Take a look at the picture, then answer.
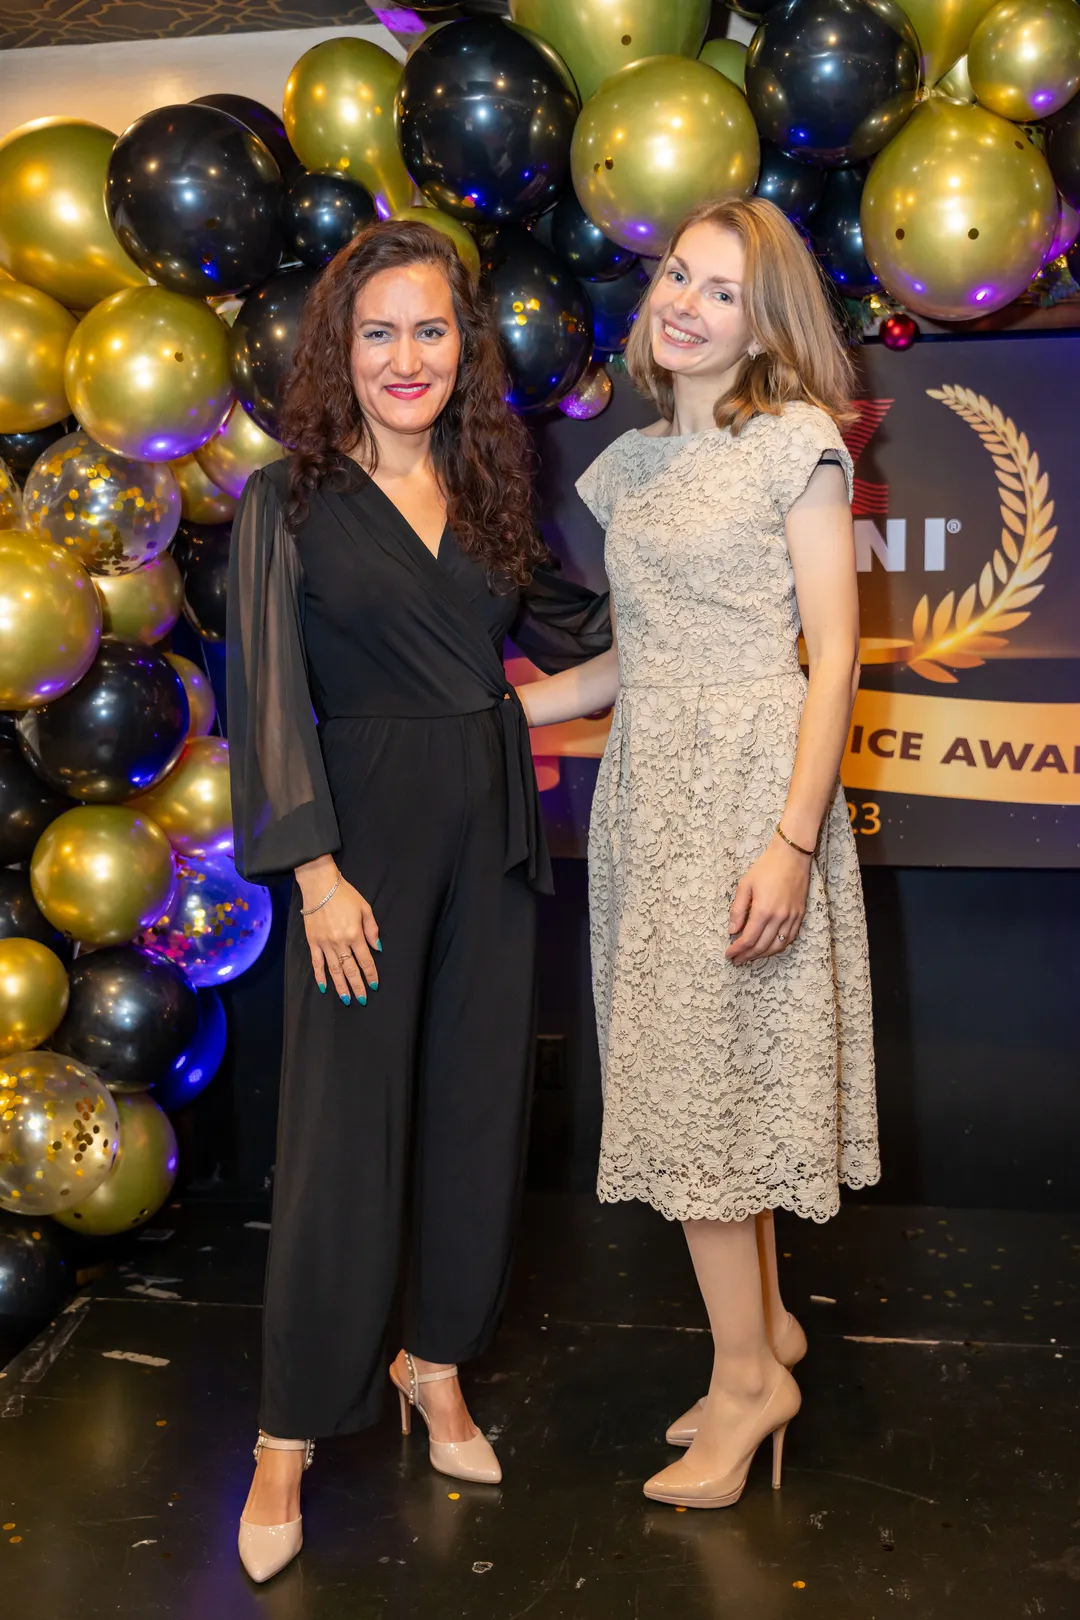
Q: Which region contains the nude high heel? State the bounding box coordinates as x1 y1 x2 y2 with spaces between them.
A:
238 1433 314 1583
645 1367 801 1509
664 1311 807 1448
390 1351 502 1485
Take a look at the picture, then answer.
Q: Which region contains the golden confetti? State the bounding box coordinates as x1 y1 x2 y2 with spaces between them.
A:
793 1580 805 1589
447 1491 460 1501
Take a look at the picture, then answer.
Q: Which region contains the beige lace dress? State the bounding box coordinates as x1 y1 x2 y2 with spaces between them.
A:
578 402 880 1224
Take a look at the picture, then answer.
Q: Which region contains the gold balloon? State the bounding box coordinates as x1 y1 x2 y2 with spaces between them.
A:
127 737 232 858
171 453 237 525
571 55 759 258
391 206 482 277
700 38 748 91
0 528 101 709
23 430 180 576
94 553 184 644
861 99 1057 321
510 0 711 103
64 287 234 463
196 401 283 501
31 805 174 947
557 362 613 419
968 0 1080 122
53 1091 177 1235
937 54 977 102
0 1049 119 1215
0 281 76 435
0 457 22 531
284 38 416 216
896 0 999 85
0 119 147 310
0 939 69 1057
165 653 216 739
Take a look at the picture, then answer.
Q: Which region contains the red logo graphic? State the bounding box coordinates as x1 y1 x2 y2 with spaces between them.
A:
841 398 893 518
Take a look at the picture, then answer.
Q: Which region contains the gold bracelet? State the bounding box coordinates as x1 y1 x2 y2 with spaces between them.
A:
776 823 815 858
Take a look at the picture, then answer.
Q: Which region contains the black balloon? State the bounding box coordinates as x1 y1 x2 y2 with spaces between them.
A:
175 522 230 642
106 103 285 297
192 93 302 180
550 191 638 282
746 0 920 168
482 227 592 412
1046 93 1080 214
51 944 199 1092
0 1215 71 1347
396 17 579 224
282 170 377 269
0 419 75 481
229 267 320 439
755 142 826 224
0 739 70 865
585 261 652 356
809 165 878 295
0 868 73 961
16 641 189 801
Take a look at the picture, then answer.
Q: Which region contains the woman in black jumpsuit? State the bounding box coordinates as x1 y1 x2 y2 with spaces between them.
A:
227 221 608 1581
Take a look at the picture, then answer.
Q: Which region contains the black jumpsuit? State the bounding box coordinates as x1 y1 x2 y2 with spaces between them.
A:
226 457 610 1439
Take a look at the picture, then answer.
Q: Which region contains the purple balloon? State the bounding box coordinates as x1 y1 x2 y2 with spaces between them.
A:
138 852 271 987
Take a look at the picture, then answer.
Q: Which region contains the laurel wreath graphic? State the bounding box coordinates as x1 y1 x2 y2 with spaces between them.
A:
859 386 1054 685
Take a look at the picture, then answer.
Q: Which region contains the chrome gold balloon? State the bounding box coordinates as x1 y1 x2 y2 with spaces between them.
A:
0 282 76 435
171 453 238 526
95 553 184 644
937 54 977 103
0 528 101 708
23 430 180 576
391 206 481 277
510 0 711 103
64 288 234 462
0 119 147 310
53 1091 177 1235
0 457 22 530
700 39 748 91
0 1049 119 1215
30 805 174 947
0 939 69 1057
127 737 232 858
896 0 998 86
968 0 1080 123
283 37 416 217
571 55 759 258
195 401 283 500
165 653 217 738
557 362 613 420
861 99 1057 320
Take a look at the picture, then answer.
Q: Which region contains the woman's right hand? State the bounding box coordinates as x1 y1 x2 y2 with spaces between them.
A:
296 858 380 1005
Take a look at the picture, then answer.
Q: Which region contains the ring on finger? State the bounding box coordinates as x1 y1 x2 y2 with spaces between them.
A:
338 952 350 962
777 932 786 943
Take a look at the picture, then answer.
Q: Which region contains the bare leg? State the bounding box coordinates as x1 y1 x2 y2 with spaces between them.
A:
391 1351 480 1443
756 1210 789 1345
242 1442 305 1528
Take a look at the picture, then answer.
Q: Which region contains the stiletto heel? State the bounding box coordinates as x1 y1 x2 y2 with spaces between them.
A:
665 1311 807 1447
389 1351 501 1484
238 1433 314 1583
771 1420 789 1489
644 1368 801 1510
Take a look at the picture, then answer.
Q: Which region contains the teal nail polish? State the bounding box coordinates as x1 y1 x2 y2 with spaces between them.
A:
340 993 351 1006
318 981 326 994
369 979 379 992
359 994 368 1006
375 939 383 953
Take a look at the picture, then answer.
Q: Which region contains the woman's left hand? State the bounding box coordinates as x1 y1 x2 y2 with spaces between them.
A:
726 836 812 965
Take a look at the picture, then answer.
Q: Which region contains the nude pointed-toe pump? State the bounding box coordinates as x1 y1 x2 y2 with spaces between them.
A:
238 1433 314 1583
645 1367 802 1509
390 1352 502 1485
664 1312 808 1448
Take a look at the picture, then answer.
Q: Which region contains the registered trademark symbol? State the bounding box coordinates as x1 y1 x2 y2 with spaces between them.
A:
946 519 962 534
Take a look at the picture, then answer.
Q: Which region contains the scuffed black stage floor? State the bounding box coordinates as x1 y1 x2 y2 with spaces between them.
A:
0 1197 1077 1619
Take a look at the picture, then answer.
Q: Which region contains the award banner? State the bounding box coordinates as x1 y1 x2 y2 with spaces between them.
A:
530 335 1080 867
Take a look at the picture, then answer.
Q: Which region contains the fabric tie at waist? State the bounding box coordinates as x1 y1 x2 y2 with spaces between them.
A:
499 688 553 896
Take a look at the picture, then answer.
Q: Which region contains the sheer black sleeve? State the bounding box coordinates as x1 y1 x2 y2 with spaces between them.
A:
226 470 341 882
509 564 612 675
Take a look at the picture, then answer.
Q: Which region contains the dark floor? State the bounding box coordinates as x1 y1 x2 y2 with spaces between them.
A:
0 1196 1077 1618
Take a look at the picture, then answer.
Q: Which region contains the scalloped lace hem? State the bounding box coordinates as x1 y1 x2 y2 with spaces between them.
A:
596 1169 883 1226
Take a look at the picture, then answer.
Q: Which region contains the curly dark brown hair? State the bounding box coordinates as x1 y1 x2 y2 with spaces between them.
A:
278 218 546 586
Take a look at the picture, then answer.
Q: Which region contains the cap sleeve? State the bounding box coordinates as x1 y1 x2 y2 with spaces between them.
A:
225 469 341 882
770 404 854 516
576 441 620 529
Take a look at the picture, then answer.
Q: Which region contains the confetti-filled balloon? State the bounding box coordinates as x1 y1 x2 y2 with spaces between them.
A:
94 553 184 644
0 457 22 529
0 1049 119 1215
139 853 272 988
0 938 69 1057
31 805 175 947
0 282 76 436
50 944 198 1093
152 988 227 1112
52 1091 177 1234
557 362 613 419
22 432 180 577
165 653 216 739
0 529 102 709
127 737 232 858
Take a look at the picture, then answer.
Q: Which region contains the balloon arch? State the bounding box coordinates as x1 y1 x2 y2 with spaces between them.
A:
2 0 1080 1241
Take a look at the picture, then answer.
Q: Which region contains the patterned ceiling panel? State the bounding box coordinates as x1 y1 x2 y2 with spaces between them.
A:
0 0 385 51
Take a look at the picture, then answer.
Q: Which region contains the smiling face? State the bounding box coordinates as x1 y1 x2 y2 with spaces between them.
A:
648 221 757 388
349 260 462 440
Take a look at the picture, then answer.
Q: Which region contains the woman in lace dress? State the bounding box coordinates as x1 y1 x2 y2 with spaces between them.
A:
518 197 879 1508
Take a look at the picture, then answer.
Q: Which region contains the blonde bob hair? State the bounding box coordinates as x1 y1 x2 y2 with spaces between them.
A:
624 195 856 434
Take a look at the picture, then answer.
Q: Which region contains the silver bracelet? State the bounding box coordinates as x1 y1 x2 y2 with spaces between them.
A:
300 874 340 916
